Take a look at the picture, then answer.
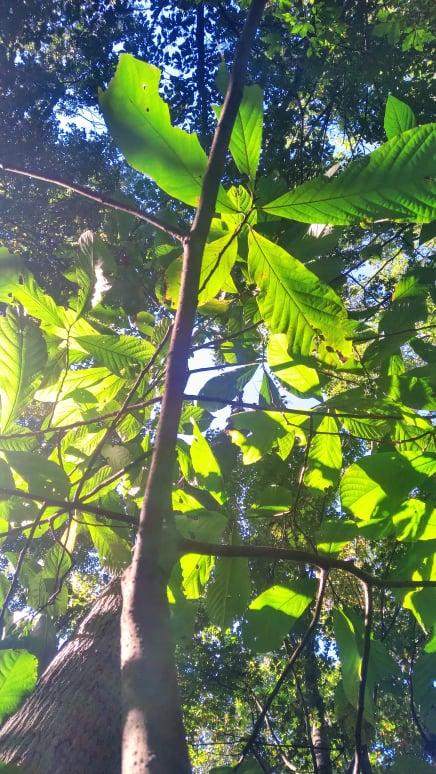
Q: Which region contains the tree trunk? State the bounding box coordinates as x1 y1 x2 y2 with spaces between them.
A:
304 636 333 774
0 579 122 773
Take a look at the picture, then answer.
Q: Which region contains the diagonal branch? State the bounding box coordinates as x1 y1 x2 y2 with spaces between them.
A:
178 539 436 590
0 487 137 527
0 163 187 241
121 3 268 772
237 569 329 767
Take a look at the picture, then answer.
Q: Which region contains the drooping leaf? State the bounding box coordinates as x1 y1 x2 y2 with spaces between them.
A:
243 580 316 652
392 499 436 541
0 311 47 433
412 651 436 732
0 649 38 722
198 365 257 412
175 510 228 543
333 608 399 724
304 416 342 492
99 54 230 210
6 452 70 499
190 420 225 504
380 272 428 334
263 124 436 224
177 514 227 603
384 95 416 139
248 230 350 358
206 528 250 630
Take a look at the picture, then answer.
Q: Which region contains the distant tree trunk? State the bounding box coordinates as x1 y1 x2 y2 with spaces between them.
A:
304 636 333 774
0 579 122 773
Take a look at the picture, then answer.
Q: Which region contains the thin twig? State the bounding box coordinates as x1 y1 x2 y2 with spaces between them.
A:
0 503 47 635
0 487 137 526
0 163 187 241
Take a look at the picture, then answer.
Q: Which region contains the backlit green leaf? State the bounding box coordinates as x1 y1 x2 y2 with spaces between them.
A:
243 581 316 652
248 230 350 358
74 334 155 373
384 95 416 139
263 124 436 224
214 84 263 182
0 649 38 723
267 333 320 396
0 311 47 433
99 54 230 210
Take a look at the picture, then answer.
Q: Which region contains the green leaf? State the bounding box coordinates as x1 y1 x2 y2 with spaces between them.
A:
392 499 436 541
175 510 228 543
263 124 436 224
86 514 131 571
267 333 320 396
380 272 428 334
333 607 399 725
243 580 316 653
248 230 350 358
99 54 230 210
177 509 228 601
412 651 436 732
333 608 375 723
0 311 47 433
190 420 225 504
214 84 263 182
228 410 300 465
340 451 436 520
304 416 342 492
384 95 416 140
0 649 38 722
73 230 112 315
73 334 155 373
207 532 251 630
165 232 238 308
11 274 68 335
6 452 70 499
198 365 257 412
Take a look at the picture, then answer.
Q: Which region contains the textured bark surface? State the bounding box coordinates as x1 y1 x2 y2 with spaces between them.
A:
304 637 333 774
0 579 122 773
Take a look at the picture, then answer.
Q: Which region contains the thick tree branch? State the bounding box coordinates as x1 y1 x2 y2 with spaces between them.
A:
0 163 187 241
237 570 329 766
353 583 373 774
121 3 267 772
178 539 436 589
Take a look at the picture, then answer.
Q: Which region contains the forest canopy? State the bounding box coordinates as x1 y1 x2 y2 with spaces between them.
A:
0 1 435 772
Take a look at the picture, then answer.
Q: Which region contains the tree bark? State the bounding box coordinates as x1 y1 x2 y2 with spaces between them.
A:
303 636 332 774
120 3 267 772
0 580 122 774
